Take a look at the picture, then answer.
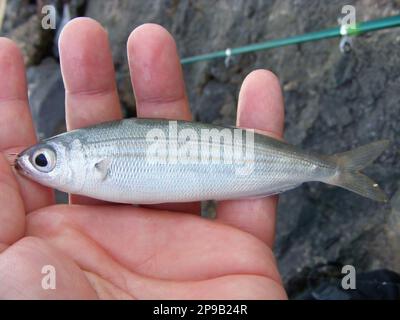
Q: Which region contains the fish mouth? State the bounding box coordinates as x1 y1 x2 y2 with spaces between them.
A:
14 156 31 177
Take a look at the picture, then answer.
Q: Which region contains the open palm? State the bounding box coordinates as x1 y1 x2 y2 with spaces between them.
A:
0 19 287 299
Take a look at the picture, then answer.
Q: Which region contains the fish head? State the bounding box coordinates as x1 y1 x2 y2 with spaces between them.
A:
15 136 86 192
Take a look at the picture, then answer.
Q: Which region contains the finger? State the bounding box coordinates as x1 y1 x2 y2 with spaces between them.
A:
127 24 192 120
0 38 54 212
27 204 281 284
0 38 35 149
59 18 123 205
216 70 285 247
127 24 199 214
60 18 122 127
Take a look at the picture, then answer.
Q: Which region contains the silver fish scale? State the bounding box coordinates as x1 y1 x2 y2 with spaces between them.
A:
65 119 335 204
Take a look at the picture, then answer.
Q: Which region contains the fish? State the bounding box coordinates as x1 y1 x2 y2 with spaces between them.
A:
15 118 389 204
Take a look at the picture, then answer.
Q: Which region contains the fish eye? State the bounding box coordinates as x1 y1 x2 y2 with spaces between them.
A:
31 148 56 173
35 153 48 167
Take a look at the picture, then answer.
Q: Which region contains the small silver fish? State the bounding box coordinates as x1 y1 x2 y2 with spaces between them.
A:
15 118 389 204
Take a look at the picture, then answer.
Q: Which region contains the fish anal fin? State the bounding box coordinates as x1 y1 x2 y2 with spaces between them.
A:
236 183 302 200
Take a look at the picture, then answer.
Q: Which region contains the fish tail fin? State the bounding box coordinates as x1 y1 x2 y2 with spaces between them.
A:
326 140 390 202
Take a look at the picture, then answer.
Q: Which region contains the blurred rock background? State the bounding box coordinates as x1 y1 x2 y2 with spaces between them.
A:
1 0 400 298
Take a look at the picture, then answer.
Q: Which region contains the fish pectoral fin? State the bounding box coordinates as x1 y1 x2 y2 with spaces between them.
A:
94 159 111 181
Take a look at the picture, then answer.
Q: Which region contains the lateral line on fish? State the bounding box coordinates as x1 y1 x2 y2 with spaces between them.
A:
85 138 333 169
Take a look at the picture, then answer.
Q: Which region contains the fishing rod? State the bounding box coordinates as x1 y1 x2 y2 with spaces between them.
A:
180 15 400 65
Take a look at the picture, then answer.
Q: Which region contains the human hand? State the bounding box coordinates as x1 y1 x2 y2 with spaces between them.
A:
0 18 287 299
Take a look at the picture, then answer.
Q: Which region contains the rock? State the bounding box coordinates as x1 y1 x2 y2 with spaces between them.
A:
8 13 53 66
2 0 87 66
195 81 236 124
296 268 400 300
27 57 65 140
0 0 36 35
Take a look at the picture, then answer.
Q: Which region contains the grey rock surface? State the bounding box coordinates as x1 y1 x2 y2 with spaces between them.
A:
1 0 86 65
27 57 66 140
1 0 36 35
7 13 53 66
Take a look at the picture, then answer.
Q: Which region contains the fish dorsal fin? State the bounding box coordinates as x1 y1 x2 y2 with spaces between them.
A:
94 159 111 181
